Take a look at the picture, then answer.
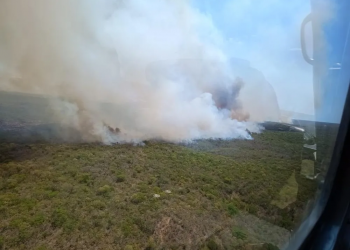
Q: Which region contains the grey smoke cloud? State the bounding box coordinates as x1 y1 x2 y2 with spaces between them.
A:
202 0 335 117
0 0 264 143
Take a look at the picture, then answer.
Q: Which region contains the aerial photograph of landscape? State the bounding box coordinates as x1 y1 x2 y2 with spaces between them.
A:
0 0 340 249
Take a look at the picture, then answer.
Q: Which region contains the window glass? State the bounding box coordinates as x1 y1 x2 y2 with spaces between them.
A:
0 0 349 249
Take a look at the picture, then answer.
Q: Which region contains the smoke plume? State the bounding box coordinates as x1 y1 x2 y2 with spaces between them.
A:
0 0 261 143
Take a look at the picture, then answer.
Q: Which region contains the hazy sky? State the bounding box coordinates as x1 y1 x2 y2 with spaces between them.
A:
192 0 315 115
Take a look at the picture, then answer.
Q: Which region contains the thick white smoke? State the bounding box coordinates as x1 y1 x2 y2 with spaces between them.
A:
0 0 261 143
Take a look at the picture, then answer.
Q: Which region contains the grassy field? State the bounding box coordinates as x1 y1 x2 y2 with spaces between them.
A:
0 91 322 250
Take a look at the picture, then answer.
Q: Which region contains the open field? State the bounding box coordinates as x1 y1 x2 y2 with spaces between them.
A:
0 91 332 250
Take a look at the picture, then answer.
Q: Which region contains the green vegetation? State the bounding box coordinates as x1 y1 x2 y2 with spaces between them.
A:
232 227 248 240
115 172 126 183
206 238 219 250
0 91 322 249
0 131 318 249
227 203 239 216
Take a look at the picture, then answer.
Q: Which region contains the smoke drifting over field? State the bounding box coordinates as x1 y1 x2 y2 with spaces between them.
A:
0 0 264 143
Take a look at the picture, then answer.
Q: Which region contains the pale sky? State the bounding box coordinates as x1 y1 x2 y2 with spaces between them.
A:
192 0 315 115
